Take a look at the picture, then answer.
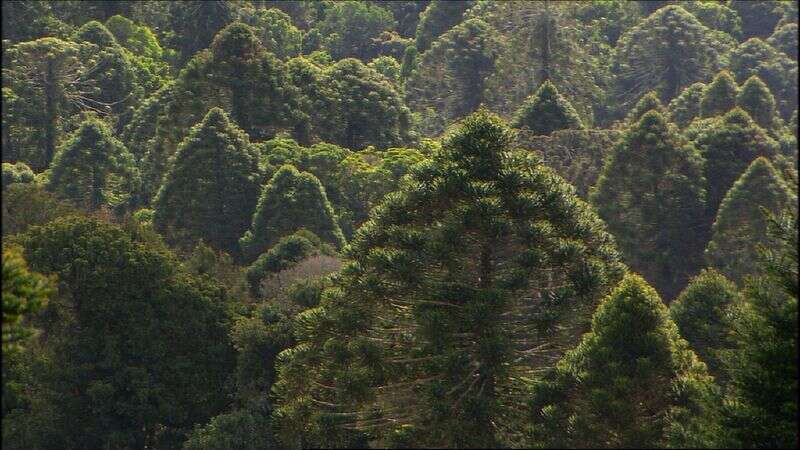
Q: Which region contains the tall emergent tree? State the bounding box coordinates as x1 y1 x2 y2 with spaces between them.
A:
591 110 707 300
239 164 344 262
527 274 720 448
699 70 739 119
4 217 235 448
736 75 780 130
667 82 706 128
625 91 666 124
274 110 625 448
511 80 584 135
705 157 796 284
47 117 139 212
153 108 262 255
693 108 779 221
670 269 741 379
611 5 732 115
722 209 798 448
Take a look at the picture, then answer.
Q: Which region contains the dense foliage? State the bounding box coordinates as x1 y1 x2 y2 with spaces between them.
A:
2 1 797 448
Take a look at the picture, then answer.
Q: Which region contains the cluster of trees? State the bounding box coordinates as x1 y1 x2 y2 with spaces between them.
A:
2 1 797 449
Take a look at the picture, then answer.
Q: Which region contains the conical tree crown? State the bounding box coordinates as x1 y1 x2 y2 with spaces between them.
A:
695 107 779 220
74 20 118 48
670 269 741 378
274 110 625 448
626 91 666 124
668 82 706 128
527 273 717 448
511 80 583 135
736 75 778 130
47 117 138 211
239 164 344 261
592 110 707 299
153 107 262 255
700 70 739 118
706 157 796 284
210 21 261 62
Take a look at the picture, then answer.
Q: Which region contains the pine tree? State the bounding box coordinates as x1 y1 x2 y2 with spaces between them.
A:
274 109 625 448
670 269 741 379
153 107 262 255
239 165 344 262
625 91 665 124
592 110 706 300
47 117 138 212
722 209 797 448
728 38 798 120
736 75 780 130
693 108 780 221
527 274 720 448
699 70 739 118
705 157 796 284
511 80 584 135
668 82 706 128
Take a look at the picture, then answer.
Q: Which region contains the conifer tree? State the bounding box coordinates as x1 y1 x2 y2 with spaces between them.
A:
693 108 779 220
153 108 262 255
74 20 118 48
528 274 720 448
705 157 796 284
668 82 706 128
511 80 584 135
736 75 780 130
670 269 741 379
246 231 323 297
722 209 798 448
592 110 706 299
274 110 625 448
767 22 798 57
699 70 739 118
625 91 665 124
728 38 798 120
47 117 138 212
414 0 474 52
239 165 344 262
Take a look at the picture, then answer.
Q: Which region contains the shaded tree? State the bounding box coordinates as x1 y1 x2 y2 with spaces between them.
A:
592 110 707 299
736 75 780 130
699 70 739 118
667 82 706 128
625 91 666 124
153 108 262 255
414 0 474 52
511 80 584 134
727 37 798 119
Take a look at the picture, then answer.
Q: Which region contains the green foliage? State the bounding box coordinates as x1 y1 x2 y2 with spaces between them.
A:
2 162 35 189
240 164 344 262
736 75 780 130
74 20 118 48
511 81 584 135
317 1 396 60
153 108 262 256
1 183 77 237
670 269 741 379
368 55 401 85
47 117 139 212
168 0 234 64
768 22 798 57
728 37 798 119
183 408 276 450
625 91 665 124
667 82 706 128
706 157 796 284
238 7 302 59
693 108 780 221
729 0 784 39
592 110 707 299
246 231 322 297
612 5 732 115
721 209 798 448
2 245 52 355
5 217 235 448
700 70 739 118
1 1 72 43
527 273 720 448
274 109 625 448
415 0 474 52
682 0 743 39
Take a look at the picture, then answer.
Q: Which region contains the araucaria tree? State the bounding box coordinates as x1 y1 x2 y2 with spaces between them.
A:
670 269 741 379
511 80 584 135
699 70 739 118
47 117 138 212
274 110 625 448
153 107 262 255
693 108 779 221
239 164 344 262
736 75 780 130
527 274 720 448
705 157 796 284
591 110 707 300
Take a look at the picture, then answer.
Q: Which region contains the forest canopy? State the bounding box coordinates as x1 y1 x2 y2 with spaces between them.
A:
2 1 798 449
